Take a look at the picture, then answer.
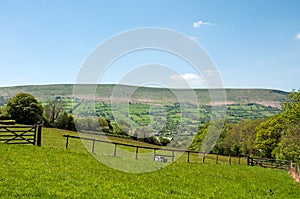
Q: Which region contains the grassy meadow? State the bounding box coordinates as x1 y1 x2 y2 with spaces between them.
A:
0 127 299 198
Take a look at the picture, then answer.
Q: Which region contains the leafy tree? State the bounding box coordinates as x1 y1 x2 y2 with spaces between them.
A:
190 119 226 153
274 91 300 160
200 119 225 153
231 143 242 156
55 111 76 131
253 115 284 158
44 98 66 124
98 116 113 133
275 125 300 161
253 91 300 160
159 137 171 146
282 91 300 125
75 117 99 131
216 118 265 156
189 122 210 151
6 92 43 124
0 106 9 119
113 119 131 136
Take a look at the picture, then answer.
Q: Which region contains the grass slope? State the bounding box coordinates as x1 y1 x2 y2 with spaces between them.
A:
0 128 299 198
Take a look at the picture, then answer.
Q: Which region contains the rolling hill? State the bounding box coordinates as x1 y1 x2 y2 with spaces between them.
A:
0 84 288 107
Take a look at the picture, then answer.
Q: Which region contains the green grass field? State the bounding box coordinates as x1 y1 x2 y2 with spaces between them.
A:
0 128 300 198
0 128 300 199
41 128 247 165
1 144 299 198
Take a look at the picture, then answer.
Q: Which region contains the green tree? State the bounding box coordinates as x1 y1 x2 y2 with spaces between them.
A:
6 92 43 124
75 117 99 131
189 119 226 153
253 91 300 160
98 116 113 133
216 118 265 156
274 91 300 160
0 106 9 119
44 98 66 124
189 122 210 151
275 125 300 161
282 91 300 125
253 115 284 158
55 111 76 131
113 119 131 136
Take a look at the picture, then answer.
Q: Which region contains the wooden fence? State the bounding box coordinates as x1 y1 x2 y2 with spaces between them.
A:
0 124 42 146
247 156 291 170
63 134 246 164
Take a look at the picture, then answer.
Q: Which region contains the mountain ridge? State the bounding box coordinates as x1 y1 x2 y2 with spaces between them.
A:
0 84 289 107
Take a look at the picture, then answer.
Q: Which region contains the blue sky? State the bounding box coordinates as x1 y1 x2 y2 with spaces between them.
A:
0 0 300 91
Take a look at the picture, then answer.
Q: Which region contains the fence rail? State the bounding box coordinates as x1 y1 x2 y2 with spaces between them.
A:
63 134 245 164
247 156 291 170
0 124 42 146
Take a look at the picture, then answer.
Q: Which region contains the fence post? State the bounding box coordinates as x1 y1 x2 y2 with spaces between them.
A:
135 146 139 160
153 149 156 161
65 135 69 149
36 123 42 146
229 155 231 165
216 154 219 164
202 153 205 163
91 140 95 154
238 155 240 165
187 151 190 163
114 144 117 157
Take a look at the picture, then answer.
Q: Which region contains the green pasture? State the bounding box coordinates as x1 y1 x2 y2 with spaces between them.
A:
1 141 299 198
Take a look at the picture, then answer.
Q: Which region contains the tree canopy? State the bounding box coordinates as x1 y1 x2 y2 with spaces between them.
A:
253 90 300 160
189 90 300 162
44 98 66 124
6 92 43 125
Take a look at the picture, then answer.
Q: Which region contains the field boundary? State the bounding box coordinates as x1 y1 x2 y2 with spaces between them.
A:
247 156 291 170
63 134 245 164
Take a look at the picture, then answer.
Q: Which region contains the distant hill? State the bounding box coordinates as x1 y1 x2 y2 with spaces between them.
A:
0 84 288 107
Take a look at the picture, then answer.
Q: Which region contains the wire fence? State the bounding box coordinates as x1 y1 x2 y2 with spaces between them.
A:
63 134 247 165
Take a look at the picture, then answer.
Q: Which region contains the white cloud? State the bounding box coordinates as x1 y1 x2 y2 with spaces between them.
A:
170 73 205 87
193 20 214 28
296 33 300 40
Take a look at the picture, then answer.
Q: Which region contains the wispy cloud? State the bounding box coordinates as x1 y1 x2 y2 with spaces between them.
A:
295 33 300 40
170 73 205 87
193 20 214 28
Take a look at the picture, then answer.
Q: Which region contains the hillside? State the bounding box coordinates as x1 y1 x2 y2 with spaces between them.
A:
0 84 288 107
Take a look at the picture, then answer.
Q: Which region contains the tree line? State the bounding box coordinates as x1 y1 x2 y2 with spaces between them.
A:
190 91 300 161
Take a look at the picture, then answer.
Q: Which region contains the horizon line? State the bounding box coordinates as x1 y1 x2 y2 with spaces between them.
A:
0 82 292 92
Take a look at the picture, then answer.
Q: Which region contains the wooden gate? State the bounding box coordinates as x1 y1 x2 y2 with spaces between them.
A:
247 156 290 170
0 124 42 146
